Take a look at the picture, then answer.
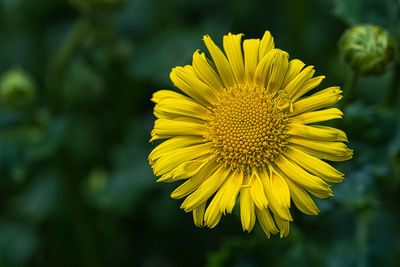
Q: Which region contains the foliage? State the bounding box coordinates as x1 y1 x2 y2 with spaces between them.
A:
0 0 399 266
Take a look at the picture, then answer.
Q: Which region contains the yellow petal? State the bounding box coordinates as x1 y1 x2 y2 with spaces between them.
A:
151 89 190 104
149 130 172 142
288 137 353 161
152 118 207 138
258 30 275 60
266 49 289 95
167 156 210 182
290 108 343 124
192 50 224 93
153 108 172 120
291 75 325 101
203 35 236 88
193 202 206 227
170 159 219 199
287 124 348 142
260 168 292 221
155 96 209 120
171 66 218 105
273 213 290 238
219 170 243 214
204 183 226 228
275 156 333 199
156 173 173 183
312 125 348 142
249 170 268 210
204 203 223 228
152 143 211 176
255 207 278 238
170 66 208 106
223 33 245 85
281 59 305 89
149 136 204 164
284 65 315 98
291 144 353 162
243 39 260 82
284 176 320 215
240 186 256 232
292 86 342 115
181 166 231 212
254 49 279 88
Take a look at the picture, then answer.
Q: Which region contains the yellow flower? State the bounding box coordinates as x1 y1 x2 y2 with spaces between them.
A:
149 31 353 237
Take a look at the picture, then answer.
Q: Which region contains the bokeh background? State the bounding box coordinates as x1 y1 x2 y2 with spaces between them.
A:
0 0 400 266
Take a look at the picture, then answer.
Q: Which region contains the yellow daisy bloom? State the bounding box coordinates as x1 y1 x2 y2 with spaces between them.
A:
149 31 353 238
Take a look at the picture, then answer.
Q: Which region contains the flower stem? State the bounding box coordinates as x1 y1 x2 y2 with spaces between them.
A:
46 17 91 110
356 210 370 267
384 61 400 108
340 71 360 109
46 16 103 267
56 150 104 267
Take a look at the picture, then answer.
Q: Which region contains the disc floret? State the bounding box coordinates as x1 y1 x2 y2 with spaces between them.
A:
205 86 289 172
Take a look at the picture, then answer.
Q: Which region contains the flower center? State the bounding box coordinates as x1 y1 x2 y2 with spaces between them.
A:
205 85 289 172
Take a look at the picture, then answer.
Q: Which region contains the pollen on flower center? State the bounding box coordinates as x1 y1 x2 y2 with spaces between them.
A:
205 85 290 172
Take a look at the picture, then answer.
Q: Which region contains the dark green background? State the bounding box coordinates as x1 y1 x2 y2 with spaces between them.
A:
0 0 399 266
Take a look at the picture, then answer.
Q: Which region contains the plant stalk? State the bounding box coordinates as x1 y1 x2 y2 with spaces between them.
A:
384 62 400 108
340 71 360 109
46 18 91 110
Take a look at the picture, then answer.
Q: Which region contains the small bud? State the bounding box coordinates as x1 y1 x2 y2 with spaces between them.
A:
0 68 36 110
339 24 397 75
86 167 108 193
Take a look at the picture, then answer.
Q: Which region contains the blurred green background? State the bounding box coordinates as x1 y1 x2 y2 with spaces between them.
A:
0 0 400 266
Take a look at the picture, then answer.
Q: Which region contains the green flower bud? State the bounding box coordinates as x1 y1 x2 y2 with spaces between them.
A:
339 24 397 75
0 68 36 110
86 167 108 193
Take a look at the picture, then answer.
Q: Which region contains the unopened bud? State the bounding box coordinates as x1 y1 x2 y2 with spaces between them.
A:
0 68 36 110
86 167 108 193
339 24 397 75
